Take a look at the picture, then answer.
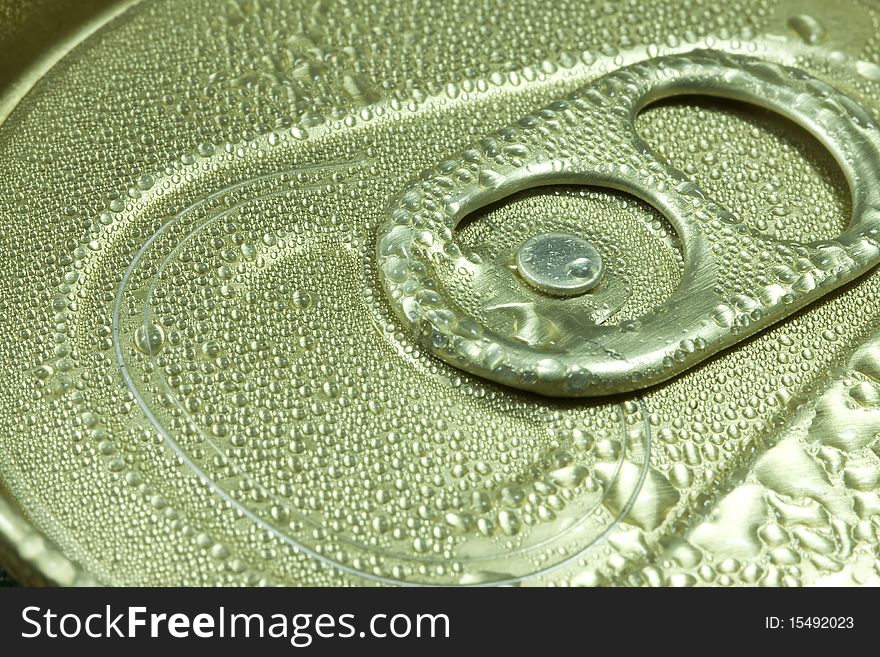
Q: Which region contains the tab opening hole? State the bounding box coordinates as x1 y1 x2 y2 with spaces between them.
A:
635 96 851 243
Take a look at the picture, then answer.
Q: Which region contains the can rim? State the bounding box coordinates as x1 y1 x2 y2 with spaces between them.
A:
0 0 142 587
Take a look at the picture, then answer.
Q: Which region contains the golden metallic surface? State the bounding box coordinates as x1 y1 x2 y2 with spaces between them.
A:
0 0 879 586
0 0 139 125
377 50 880 396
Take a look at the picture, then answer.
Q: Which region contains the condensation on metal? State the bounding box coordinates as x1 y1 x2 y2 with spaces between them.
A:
377 50 880 397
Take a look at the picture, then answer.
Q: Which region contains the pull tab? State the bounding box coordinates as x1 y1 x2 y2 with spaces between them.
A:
376 50 880 397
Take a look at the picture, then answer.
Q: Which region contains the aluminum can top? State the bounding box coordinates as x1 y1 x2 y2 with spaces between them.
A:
1 0 879 586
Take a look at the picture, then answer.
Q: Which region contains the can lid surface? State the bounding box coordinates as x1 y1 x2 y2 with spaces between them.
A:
1 0 880 586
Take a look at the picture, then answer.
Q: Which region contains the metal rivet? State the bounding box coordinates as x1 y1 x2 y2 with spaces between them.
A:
515 232 604 297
